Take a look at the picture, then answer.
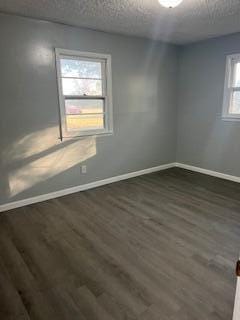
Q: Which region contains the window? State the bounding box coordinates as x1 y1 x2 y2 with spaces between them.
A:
222 54 240 120
55 49 113 138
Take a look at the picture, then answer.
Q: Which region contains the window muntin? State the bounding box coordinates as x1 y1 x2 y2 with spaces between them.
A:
56 49 113 138
223 54 240 119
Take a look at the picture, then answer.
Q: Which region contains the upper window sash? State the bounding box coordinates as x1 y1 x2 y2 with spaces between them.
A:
228 58 240 87
60 56 106 93
59 57 106 98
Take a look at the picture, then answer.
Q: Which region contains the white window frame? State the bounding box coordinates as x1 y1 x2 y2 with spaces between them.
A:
55 48 113 138
222 53 240 120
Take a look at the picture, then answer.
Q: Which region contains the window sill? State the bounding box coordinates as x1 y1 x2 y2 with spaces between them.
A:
222 116 240 122
59 131 114 141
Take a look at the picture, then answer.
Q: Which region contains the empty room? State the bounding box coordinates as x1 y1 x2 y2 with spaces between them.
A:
1 0 240 319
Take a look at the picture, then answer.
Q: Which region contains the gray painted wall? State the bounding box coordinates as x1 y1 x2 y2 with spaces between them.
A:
0 14 178 205
177 33 240 177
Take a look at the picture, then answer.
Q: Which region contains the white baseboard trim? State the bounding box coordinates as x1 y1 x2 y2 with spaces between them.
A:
175 162 240 183
0 162 175 213
2 162 239 213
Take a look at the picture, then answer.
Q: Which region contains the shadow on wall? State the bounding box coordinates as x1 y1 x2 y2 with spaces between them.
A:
2 126 96 198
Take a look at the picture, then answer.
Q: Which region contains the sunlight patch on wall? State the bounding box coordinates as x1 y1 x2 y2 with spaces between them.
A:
4 127 60 163
7 127 96 197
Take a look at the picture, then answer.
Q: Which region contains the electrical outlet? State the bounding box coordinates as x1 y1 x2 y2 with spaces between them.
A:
81 165 87 174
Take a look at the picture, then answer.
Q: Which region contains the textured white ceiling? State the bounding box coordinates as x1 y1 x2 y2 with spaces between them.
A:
0 0 240 44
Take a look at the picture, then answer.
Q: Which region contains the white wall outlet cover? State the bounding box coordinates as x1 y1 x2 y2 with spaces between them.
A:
81 165 87 174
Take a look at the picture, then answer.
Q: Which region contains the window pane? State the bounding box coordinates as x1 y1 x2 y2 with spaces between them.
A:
233 62 240 87
230 91 240 114
62 78 102 96
66 114 104 131
60 59 102 79
65 99 104 115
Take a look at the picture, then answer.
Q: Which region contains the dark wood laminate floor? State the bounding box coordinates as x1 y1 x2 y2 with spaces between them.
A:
1 168 240 320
